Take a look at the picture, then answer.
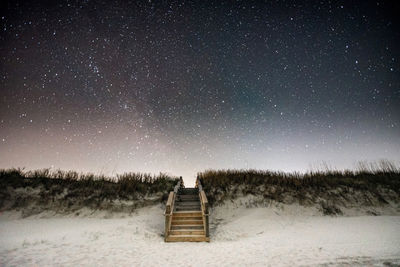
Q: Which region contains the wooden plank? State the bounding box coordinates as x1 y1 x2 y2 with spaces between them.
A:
200 191 209 214
171 220 203 225
173 211 202 217
175 208 201 212
165 191 176 240
177 202 200 205
176 205 201 209
198 189 210 238
172 216 203 220
204 214 209 237
169 230 205 235
177 206 198 210
164 214 170 241
165 192 175 214
165 235 210 242
170 225 204 230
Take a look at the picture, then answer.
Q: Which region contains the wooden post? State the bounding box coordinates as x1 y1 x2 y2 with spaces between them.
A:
164 213 170 241
200 190 209 237
204 214 209 238
165 191 175 240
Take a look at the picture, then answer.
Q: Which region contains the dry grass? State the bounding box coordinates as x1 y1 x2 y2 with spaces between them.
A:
1 168 179 196
0 168 179 215
197 160 400 211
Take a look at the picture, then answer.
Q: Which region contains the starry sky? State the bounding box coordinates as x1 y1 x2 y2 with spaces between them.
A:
1 0 399 185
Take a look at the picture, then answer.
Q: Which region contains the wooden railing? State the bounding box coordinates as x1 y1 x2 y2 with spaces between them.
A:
164 177 183 241
196 177 209 238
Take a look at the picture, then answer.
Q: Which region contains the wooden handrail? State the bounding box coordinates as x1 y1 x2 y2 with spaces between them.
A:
164 177 182 240
196 177 210 238
165 192 174 215
200 191 208 214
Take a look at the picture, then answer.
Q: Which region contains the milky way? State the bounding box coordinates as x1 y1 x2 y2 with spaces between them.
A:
1 1 399 184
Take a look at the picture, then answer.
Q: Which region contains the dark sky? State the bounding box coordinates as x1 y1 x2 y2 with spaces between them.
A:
1 0 399 184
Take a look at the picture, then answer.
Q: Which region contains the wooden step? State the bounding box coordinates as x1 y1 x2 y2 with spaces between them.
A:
177 197 199 200
177 200 199 203
176 204 200 207
178 191 199 197
176 208 201 211
176 205 201 208
171 225 203 230
175 205 201 209
165 235 209 242
175 201 200 205
176 203 200 206
172 216 202 220
179 188 198 191
172 216 203 221
169 230 205 235
171 220 203 225
173 211 202 217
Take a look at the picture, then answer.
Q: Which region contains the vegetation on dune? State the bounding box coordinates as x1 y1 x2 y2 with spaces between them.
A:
0 168 179 215
198 160 400 214
1 160 399 216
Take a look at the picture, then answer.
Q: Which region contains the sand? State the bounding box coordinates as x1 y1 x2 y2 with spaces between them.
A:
1 201 399 266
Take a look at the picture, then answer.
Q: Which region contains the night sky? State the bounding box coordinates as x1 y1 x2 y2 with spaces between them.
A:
1 0 399 185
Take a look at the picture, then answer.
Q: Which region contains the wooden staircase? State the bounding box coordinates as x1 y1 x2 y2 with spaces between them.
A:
165 179 210 242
